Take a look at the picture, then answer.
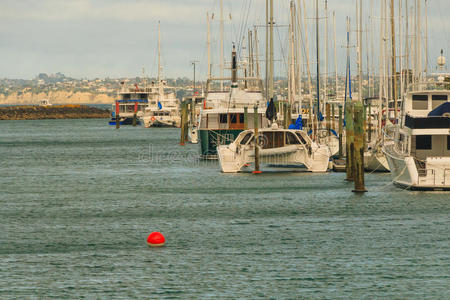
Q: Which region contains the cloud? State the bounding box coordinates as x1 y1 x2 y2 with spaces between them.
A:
0 0 207 24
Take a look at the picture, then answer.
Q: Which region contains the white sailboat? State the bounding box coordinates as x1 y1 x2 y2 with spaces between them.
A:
140 22 180 128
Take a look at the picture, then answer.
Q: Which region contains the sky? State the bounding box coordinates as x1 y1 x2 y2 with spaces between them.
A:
0 0 448 80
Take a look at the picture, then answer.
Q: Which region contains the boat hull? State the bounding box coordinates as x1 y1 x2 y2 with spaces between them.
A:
199 129 243 159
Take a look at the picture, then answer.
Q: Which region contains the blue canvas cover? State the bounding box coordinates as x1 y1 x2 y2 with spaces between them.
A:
428 102 450 117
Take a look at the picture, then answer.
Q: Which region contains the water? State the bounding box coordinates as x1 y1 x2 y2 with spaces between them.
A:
0 119 448 299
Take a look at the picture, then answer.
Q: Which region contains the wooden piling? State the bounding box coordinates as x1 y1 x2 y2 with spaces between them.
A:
331 103 335 132
244 106 248 129
115 101 120 129
338 105 343 157
132 102 137 127
253 105 261 174
345 103 354 181
180 100 188 145
367 103 372 145
352 101 367 192
326 103 331 136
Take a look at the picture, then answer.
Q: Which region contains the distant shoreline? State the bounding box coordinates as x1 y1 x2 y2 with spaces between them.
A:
0 104 111 120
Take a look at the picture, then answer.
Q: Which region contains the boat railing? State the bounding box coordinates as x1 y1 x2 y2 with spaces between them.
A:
406 81 450 93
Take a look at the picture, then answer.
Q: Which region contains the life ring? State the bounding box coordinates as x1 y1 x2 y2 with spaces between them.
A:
151 116 156 121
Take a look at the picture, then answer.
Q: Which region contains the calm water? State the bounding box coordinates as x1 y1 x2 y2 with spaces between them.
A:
0 119 448 299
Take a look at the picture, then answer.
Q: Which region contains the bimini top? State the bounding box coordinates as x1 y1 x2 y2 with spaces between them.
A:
428 102 450 117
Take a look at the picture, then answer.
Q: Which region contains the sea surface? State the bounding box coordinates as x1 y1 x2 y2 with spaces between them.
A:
0 119 448 299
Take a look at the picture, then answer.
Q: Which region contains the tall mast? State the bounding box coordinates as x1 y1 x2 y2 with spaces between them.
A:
220 0 224 90
303 0 314 127
207 12 211 80
248 29 254 78
390 0 398 120
289 1 296 105
425 0 428 75
405 0 409 93
158 21 161 83
378 0 384 136
265 0 268 98
269 0 274 99
324 0 328 107
296 0 303 108
254 27 261 79
399 0 403 102
315 0 320 119
357 0 363 103
333 10 338 102
417 0 422 82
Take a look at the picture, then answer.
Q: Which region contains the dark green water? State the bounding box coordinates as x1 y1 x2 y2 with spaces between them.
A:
1 119 449 299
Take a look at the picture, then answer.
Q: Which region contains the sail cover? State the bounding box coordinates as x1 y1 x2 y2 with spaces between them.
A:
265 98 277 121
428 102 450 117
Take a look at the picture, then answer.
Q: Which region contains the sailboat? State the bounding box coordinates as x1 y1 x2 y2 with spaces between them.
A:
140 23 180 128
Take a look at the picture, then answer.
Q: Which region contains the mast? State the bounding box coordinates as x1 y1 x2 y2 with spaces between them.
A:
417 0 422 82
265 0 268 98
220 0 224 90
289 1 296 106
296 0 303 110
333 10 338 102
248 29 254 78
303 0 314 132
158 21 161 83
425 0 428 75
207 12 211 80
269 0 274 99
399 0 403 102
405 0 409 93
378 0 384 136
390 0 398 121
357 0 363 103
324 0 328 107
254 27 261 79
315 0 320 120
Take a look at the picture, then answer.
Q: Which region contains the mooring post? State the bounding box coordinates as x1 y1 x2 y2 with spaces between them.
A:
326 103 331 138
367 103 372 146
180 100 188 145
338 105 343 158
345 103 354 181
115 100 120 129
132 102 137 127
253 105 261 174
352 101 367 192
244 106 248 130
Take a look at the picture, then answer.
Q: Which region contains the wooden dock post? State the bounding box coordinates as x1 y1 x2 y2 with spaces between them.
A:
326 103 331 137
367 103 372 145
132 102 137 126
345 103 354 181
244 106 248 130
338 105 343 157
180 100 188 145
352 101 367 192
115 101 120 129
253 105 261 174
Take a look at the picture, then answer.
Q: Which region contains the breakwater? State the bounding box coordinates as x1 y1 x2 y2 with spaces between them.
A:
0 105 110 120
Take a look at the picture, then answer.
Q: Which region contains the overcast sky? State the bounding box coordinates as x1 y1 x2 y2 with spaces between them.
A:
0 0 448 80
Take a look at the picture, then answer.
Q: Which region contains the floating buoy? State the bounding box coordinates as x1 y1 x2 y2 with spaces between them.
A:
147 232 165 247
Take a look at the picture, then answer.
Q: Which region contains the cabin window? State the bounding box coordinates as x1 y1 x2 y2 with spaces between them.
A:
230 114 237 124
416 135 432 150
447 136 450 150
219 114 227 123
412 94 428 110
139 93 147 99
295 133 307 144
432 94 448 109
286 132 301 144
240 133 253 145
239 113 245 123
123 94 131 100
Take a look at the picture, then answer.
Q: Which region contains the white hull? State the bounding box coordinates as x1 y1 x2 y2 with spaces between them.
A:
217 128 331 173
364 151 390 172
141 115 180 128
384 145 450 190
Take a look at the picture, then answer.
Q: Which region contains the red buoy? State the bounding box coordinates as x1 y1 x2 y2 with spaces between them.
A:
147 232 165 247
